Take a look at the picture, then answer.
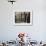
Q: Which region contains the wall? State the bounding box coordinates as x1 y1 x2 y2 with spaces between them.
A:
0 0 46 42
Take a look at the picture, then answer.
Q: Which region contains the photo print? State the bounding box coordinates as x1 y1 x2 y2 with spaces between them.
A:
14 11 32 26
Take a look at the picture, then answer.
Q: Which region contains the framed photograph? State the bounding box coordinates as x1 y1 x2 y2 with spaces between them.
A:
14 11 32 26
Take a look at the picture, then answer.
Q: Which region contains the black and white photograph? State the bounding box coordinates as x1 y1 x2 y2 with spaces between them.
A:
15 11 32 26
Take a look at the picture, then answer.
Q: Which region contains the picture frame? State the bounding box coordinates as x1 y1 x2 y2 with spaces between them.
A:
13 10 32 26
